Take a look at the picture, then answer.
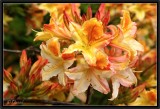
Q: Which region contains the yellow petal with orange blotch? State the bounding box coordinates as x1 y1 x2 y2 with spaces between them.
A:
34 32 53 41
82 18 103 44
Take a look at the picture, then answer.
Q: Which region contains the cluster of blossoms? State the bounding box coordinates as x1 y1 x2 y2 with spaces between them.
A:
34 3 144 101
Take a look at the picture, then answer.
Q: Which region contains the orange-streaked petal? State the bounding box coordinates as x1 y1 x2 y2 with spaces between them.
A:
46 38 60 56
82 18 103 43
120 10 132 31
95 51 109 70
34 32 53 41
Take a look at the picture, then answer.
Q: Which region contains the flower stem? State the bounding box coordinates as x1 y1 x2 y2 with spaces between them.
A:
85 85 91 105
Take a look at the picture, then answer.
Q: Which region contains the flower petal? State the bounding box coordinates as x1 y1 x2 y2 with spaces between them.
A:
41 62 63 81
82 18 103 43
91 71 110 94
46 37 60 56
65 71 83 80
119 68 137 85
109 78 120 101
58 72 67 86
40 43 59 63
34 32 53 41
72 72 90 95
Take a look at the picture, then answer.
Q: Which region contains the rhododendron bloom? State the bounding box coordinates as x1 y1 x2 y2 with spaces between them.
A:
65 57 110 95
40 37 75 86
34 3 144 101
110 10 144 61
64 18 111 68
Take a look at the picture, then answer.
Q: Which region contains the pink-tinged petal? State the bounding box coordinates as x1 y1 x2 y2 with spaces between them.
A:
58 72 67 86
115 74 133 87
119 68 137 85
109 60 129 71
66 87 87 103
65 71 83 80
41 62 63 81
46 38 60 56
109 79 120 101
91 72 110 94
34 32 53 41
72 72 91 95
101 70 113 79
129 56 139 67
108 54 129 63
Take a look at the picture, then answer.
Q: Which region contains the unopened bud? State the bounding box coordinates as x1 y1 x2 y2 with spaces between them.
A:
10 82 18 94
33 84 52 96
4 69 13 83
20 50 28 68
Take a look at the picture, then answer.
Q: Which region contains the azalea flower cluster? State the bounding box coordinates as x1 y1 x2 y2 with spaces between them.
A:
34 3 144 101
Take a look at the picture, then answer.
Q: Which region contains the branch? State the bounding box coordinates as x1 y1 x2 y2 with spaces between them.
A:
4 99 80 105
3 49 21 53
3 46 40 53
85 85 91 104
142 62 156 74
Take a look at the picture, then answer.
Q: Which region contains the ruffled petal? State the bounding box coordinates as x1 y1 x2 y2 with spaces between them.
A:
82 18 103 43
95 51 109 70
91 71 110 94
72 72 91 95
119 68 137 85
41 62 63 81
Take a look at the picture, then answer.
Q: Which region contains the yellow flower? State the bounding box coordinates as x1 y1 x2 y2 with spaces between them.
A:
110 10 144 61
128 3 156 21
104 68 137 101
63 18 112 69
128 89 157 106
65 56 110 95
40 37 75 86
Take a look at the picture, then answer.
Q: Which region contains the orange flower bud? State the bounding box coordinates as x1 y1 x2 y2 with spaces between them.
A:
20 50 28 68
3 69 13 83
10 82 18 94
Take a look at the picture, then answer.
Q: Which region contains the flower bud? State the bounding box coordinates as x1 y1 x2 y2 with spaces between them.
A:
10 82 18 94
4 69 13 83
20 50 28 68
